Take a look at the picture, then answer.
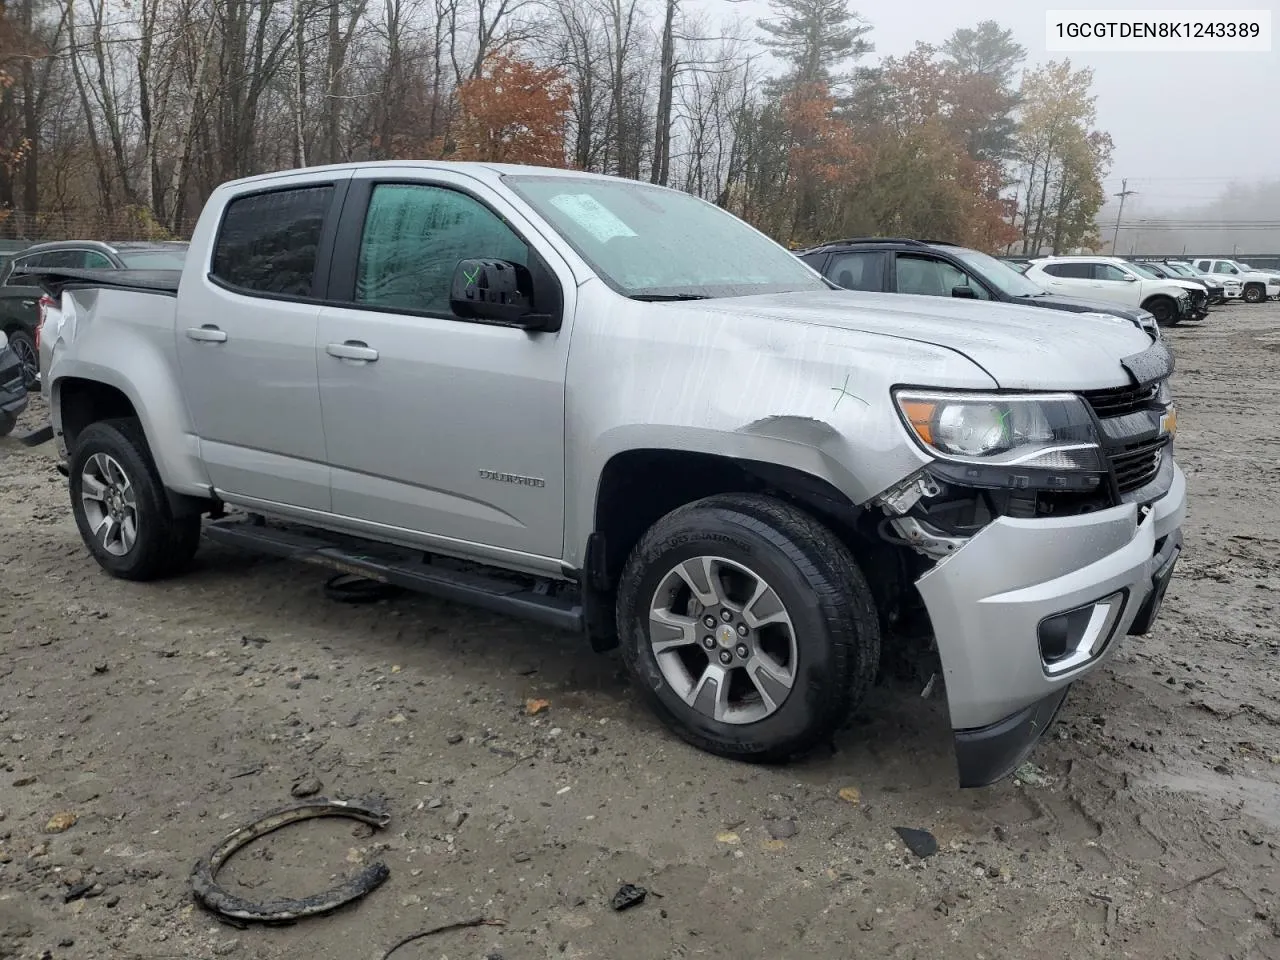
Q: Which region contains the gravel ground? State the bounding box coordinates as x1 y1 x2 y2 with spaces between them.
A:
1 302 1278 960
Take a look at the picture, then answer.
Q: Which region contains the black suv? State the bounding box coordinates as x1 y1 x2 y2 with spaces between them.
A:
796 238 1159 336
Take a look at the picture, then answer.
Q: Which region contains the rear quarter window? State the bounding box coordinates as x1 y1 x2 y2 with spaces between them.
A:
211 186 334 296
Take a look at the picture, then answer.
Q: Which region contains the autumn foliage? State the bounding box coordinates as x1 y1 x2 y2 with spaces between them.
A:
446 54 572 167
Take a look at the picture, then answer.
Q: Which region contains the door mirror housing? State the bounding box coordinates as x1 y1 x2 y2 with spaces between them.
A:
450 258 558 331
950 284 978 299
1123 274 1137 282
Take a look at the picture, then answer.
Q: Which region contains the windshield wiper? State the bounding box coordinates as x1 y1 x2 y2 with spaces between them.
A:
630 293 711 301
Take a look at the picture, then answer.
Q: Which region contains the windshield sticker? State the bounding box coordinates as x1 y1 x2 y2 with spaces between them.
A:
548 194 638 244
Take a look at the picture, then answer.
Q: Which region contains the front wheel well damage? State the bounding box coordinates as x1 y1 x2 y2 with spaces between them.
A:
584 449 913 654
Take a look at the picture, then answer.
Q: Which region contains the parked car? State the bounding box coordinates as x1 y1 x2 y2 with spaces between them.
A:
0 330 30 437
795 238 1161 337
1134 260 1225 304
1152 260 1241 301
1120 261 1210 319
32 161 1186 788
1189 258 1279 303
0 240 190 389
1024 256 1197 325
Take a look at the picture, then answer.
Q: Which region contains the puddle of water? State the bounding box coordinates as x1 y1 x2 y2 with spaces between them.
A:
1145 769 1280 830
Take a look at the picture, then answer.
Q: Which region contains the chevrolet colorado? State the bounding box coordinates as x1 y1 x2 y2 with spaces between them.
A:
34 162 1186 787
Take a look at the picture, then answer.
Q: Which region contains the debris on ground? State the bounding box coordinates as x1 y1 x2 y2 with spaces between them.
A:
290 778 323 799
43 812 77 834
715 831 741 845
610 884 648 911
838 786 861 804
525 698 551 716
381 918 506 959
893 827 938 860
191 797 392 922
766 818 798 840
1014 762 1054 787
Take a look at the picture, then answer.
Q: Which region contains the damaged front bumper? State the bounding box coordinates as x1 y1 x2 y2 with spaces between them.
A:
912 463 1186 788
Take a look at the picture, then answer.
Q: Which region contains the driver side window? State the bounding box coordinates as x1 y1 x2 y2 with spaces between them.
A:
1215 262 1238 275
895 255 989 299
1095 263 1130 282
355 183 528 316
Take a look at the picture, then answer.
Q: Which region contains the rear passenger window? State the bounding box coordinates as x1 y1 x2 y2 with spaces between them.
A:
354 183 527 316
828 252 881 291
212 186 333 296
84 252 112 269
1042 262 1091 279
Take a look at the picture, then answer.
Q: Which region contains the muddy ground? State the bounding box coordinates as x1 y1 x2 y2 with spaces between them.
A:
1 302 1278 960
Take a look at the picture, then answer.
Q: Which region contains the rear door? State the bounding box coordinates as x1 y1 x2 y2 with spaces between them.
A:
1035 261 1099 298
174 171 352 511
826 250 888 291
313 171 574 568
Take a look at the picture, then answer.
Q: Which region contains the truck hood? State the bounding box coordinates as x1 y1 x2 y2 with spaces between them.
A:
689 290 1158 391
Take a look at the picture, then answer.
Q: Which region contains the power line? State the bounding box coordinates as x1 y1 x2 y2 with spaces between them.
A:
1110 179 1138 254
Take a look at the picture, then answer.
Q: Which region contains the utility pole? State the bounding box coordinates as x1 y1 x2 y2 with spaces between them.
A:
1111 179 1138 254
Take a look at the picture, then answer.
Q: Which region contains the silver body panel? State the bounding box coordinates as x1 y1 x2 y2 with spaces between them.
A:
45 160 1187 738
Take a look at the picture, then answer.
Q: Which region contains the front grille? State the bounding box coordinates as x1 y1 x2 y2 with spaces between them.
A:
1110 438 1166 493
1081 382 1158 418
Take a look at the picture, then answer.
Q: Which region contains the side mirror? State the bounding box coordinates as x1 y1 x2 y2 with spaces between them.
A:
450 258 554 330
951 284 978 299
1123 275 1137 282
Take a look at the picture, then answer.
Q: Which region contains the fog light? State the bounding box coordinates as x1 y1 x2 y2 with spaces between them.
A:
1037 592 1126 675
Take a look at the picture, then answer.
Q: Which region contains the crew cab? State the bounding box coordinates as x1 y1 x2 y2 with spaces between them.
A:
1190 258 1280 303
34 162 1186 788
1024 256 1197 325
796 238 1160 336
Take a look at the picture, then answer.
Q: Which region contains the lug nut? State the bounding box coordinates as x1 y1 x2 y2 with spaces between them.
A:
736 623 748 637
735 644 749 659
703 615 716 629
721 610 733 622
702 636 715 650
718 650 733 665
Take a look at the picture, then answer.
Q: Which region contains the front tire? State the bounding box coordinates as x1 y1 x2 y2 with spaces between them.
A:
1243 284 1265 304
616 493 880 762
1142 296 1179 326
68 418 201 581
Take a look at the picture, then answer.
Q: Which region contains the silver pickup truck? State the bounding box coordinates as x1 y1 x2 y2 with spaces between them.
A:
35 161 1186 786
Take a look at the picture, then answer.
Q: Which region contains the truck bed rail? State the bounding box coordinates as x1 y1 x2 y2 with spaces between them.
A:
19 267 181 299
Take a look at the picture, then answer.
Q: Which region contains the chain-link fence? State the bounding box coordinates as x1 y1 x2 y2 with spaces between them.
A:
0 209 197 249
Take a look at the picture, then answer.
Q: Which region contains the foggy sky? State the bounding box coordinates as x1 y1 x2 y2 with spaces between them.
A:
688 0 1280 252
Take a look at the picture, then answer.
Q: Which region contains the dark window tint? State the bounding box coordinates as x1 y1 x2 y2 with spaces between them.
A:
84 251 113 269
828 252 882 291
354 183 527 315
1042 262 1091 279
212 186 333 296
895 255 990 299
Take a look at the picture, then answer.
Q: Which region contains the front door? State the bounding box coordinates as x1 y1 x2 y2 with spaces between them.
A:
174 173 351 511
315 173 572 567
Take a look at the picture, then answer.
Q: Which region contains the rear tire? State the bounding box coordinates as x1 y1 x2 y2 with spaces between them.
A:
616 493 880 762
6 329 39 391
1243 284 1265 304
0 412 14 438
68 418 201 581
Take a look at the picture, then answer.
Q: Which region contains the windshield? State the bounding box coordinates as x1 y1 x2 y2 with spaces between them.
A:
118 248 188 269
949 248 1045 297
1162 262 1194 277
1128 262 1163 280
504 175 828 300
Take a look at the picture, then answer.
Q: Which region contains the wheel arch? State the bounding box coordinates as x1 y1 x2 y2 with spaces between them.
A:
580 447 903 653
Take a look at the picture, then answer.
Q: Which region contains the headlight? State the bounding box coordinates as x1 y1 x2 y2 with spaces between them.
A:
894 390 1105 471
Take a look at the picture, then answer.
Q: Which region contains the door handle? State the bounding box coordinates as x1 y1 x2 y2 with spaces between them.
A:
185 324 227 343
22 299 35 308
326 341 379 362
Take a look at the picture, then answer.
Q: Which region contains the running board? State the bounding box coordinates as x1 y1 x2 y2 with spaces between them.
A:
204 518 583 633
16 424 54 446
